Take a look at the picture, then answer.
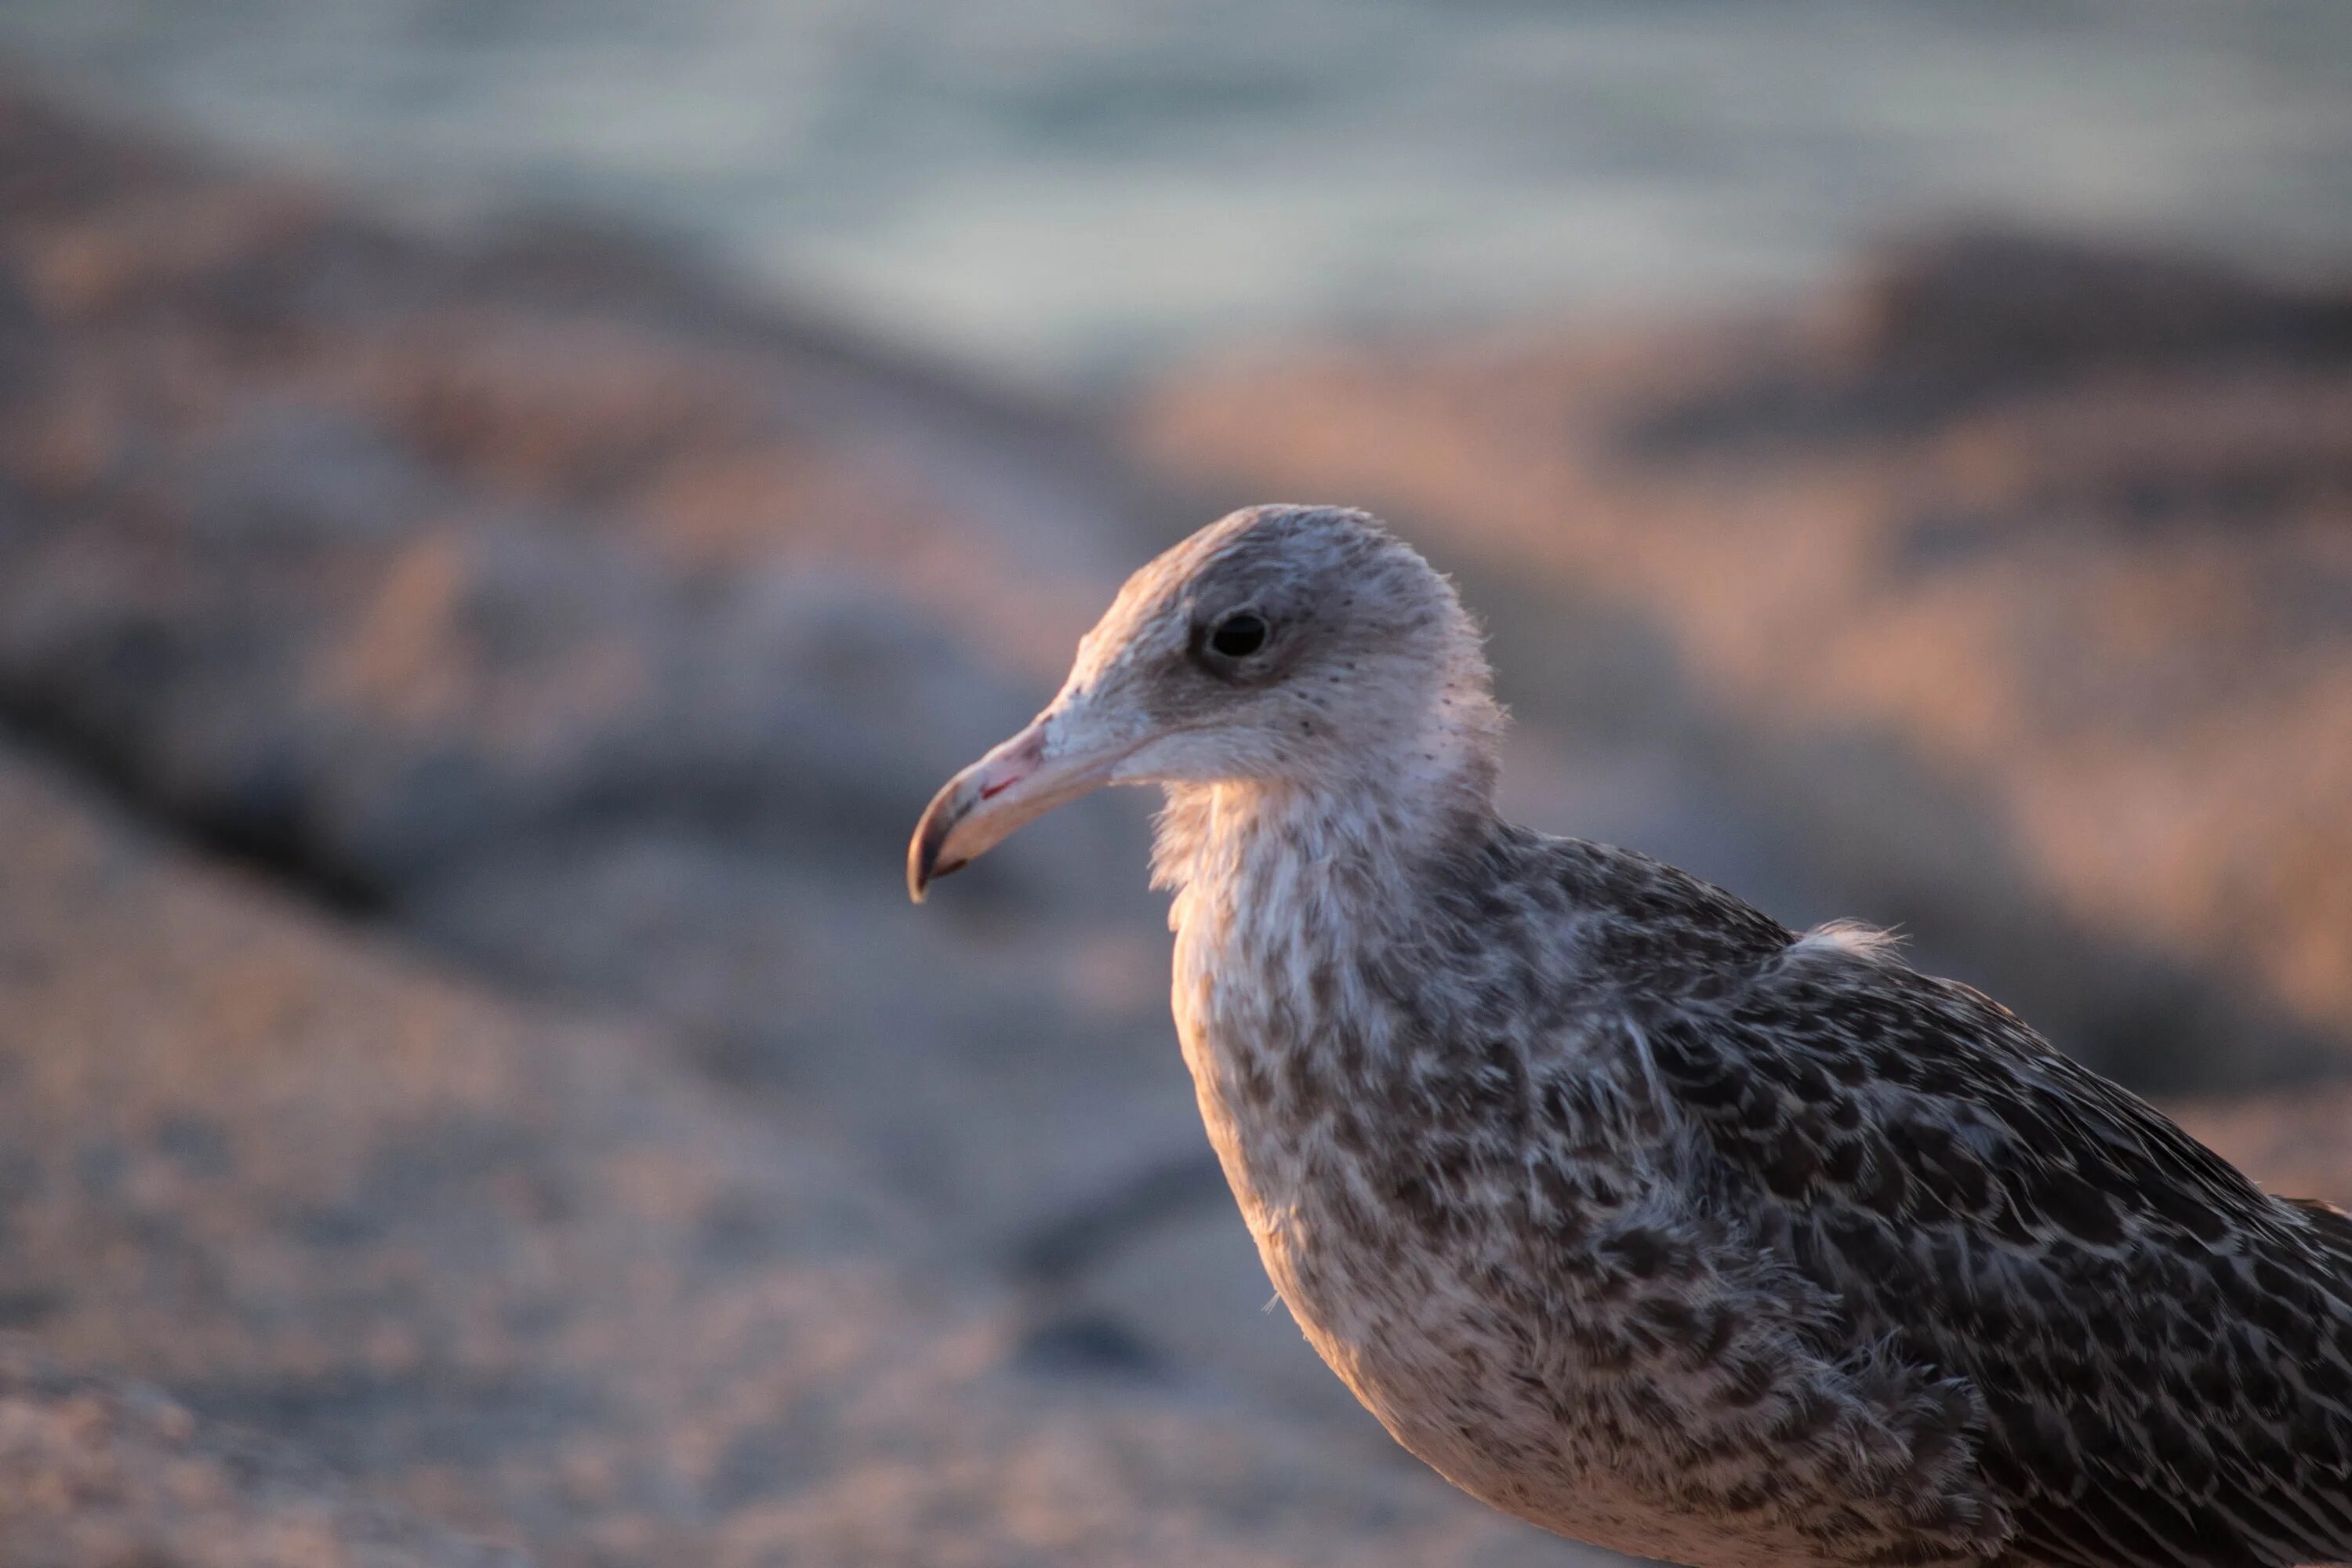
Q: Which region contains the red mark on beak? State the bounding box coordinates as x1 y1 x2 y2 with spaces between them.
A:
975 725 1046 804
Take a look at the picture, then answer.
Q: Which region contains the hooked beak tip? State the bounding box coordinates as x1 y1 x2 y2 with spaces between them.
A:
906 784 971 903
906 713 1128 906
907 848 968 905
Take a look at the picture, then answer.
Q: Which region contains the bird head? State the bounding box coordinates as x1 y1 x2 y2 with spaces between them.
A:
909 504 1496 901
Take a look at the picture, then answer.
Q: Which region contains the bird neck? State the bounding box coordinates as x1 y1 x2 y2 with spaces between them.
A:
1152 691 1506 1214
1151 681 1503 961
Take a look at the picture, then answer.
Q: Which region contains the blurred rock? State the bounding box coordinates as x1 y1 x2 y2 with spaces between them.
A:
0 71 1195 1287
1621 232 2352 445
0 1337 524 1568
1848 230 2352 394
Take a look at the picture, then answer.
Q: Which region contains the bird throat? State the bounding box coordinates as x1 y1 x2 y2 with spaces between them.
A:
1152 686 1503 1229
1152 688 1499 966
1150 662 1502 924
1149 691 1524 1462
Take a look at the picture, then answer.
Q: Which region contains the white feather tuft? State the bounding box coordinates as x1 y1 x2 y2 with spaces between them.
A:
1789 920 1906 960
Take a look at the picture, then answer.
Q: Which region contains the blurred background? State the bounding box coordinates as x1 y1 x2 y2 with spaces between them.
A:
0 5 2347 1566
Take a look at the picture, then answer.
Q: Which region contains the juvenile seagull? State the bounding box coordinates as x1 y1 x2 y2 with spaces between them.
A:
908 505 2352 1568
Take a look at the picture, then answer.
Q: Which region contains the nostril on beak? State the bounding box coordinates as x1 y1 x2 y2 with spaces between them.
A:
906 711 1127 906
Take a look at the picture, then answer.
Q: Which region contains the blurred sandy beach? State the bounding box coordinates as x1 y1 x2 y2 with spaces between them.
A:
0 13 2348 1566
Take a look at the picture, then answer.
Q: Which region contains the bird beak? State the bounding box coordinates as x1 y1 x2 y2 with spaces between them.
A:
907 708 1137 902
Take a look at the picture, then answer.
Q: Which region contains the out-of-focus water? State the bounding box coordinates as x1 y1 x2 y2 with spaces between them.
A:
5 0 2350 383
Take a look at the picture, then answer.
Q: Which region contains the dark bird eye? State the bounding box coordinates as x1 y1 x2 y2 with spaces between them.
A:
1209 612 1269 659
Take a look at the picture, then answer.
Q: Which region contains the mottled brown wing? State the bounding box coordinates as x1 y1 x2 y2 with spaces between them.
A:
1646 955 2352 1568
